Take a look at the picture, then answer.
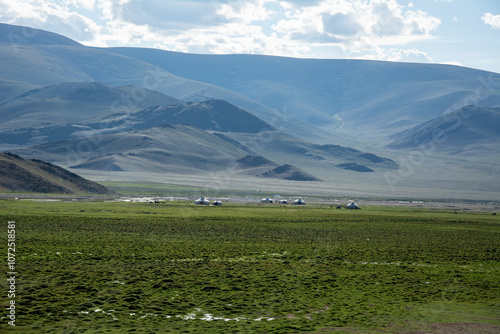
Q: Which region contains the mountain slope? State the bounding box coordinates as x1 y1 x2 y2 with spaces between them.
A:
108 47 500 141
0 24 326 142
0 81 183 130
388 106 500 156
30 124 248 173
0 98 274 147
13 124 324 181
259 164 322 181
102 99 276 133
0 153 113 194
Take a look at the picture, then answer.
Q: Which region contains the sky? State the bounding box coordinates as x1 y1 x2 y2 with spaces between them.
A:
1 0 499 73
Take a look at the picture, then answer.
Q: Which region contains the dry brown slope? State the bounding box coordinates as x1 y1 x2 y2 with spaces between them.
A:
0 153 113 194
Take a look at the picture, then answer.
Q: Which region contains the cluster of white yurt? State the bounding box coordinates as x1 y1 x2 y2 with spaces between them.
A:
261 197 306 205
194 197 223 206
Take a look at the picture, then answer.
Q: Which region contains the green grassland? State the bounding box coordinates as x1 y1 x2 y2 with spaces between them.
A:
0 200 499 333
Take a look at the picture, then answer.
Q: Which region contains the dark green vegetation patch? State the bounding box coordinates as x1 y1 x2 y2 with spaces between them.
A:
0 201 499 333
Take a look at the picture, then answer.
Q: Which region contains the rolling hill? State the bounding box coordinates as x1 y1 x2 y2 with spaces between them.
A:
0 152 113 194
388 106 500 156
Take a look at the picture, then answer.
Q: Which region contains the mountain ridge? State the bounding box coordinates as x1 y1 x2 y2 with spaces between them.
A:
0 23 82 47
107 47 500 140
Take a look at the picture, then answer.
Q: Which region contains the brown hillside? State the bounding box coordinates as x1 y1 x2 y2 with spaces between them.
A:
0 153 113 194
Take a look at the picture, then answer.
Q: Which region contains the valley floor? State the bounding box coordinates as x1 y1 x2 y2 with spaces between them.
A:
0 200 499 333
74 168 500 203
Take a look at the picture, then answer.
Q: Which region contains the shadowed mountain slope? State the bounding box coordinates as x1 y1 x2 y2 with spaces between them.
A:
0 152 113 194
102 99 275 133
259 164 322 182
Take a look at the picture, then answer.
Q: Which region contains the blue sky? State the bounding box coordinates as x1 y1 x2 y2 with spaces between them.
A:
1 0 499 73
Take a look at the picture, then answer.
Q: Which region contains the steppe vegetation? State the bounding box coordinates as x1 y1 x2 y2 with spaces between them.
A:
0 200 498 333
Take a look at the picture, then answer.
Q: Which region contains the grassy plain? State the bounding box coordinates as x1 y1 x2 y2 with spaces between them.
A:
0 199 499 333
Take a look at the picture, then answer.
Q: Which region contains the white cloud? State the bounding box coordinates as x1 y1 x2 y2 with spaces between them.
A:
441 60 462 67
272 0 440 54
482 13 500 29
370 47 434 63
218 0 274 24
0 0 101 44
151 22 310 56
63 0 96 10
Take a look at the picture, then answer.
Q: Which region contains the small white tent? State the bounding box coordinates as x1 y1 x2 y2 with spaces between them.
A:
261 197 273 203
293 198 306 205
194 197 210 205
279 199 288 204
212 200 222 206
346 202 360 209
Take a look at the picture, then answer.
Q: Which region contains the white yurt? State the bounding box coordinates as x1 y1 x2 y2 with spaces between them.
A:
212 200 222 206
279 199 288 204
346 202 360 209
194 197 210 205
293 198 306 205
261 197 273 203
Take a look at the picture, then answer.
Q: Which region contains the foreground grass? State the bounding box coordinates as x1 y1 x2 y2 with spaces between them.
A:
0 200 499 333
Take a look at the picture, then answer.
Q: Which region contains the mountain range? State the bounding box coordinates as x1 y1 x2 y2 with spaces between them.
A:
107 46 500 141
0 23 498 199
